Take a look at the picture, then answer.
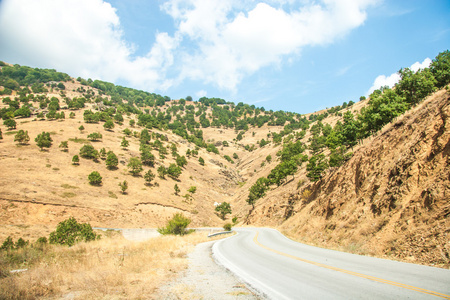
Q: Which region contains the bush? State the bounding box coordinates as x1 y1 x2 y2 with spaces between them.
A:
88 171 102 185
49 217 99 246
223 223 232 231
157 213 193 236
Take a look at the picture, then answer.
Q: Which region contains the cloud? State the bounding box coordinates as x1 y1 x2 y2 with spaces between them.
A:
366 57 432 95
0 0 378 93
164 0 378 91
0 0 178 91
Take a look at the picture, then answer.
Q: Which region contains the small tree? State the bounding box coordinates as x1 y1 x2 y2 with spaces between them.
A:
119 180 128 194
174 184 180 195
35 131 53 150
176 155 188 168
106 151 118 169
88 171 102 185
103 119 114 131
4 118 16 130
144 169 156 185
157 166 167 179
78 125 85 132
72 155 80 165
49 217 99 246
87 132 102 141
99 147 107 159
59 140 69 151
188 186 197 194
121 137 129 149
215 202 232 220
14 130 30 144
69 112 75 119
157 213 192 236
0 128 2 140
128 157 143 175
199 157 205 166
79 144 99 160
167 163 182 179
129 119 135 127
223 223 232 231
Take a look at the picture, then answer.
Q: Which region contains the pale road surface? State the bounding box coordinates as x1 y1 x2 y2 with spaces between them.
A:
213 228 450 300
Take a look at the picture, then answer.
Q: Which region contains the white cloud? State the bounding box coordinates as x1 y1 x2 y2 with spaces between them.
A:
367 57 432 95
0 0 379 93
0 0 178 91
163 0 378 91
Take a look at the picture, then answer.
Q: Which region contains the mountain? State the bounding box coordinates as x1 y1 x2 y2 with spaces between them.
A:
0 50 448 267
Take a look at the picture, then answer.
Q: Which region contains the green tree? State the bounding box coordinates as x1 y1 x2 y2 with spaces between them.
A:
167 163 182 179
78 125 85 132
174 184 180 195
128 157 143 175
0 128 3 140
129 119 135 127
157 213 192 236
4 118 16 129
215 202 232 220
106 151 118 169
72 155 80 165
59 140 68 151
144 169 156 184
198 157 205 166
49 217 99 246
87 132 102 141
176 155 188 168
88 171 102 185
121 137 129 149
247 177 269 208
306 154 329 182
157 166 167 179
35 131 53 150
187 186 197 194
141 148 155 167
430 50 450 88
119 180 128 194
99 147 107 159
79 144 99 160
397 68 437 106
14 129 30 144
103 119 114 130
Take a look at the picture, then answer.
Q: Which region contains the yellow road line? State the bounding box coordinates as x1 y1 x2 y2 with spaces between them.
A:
253 232 450 299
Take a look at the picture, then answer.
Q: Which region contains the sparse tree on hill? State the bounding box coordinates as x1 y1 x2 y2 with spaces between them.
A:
35 131 52 150
4 118 16 130
157 166 167 179
199 157 205 166
188 186 197 194
106 151 118 169
87 132 102 141
72 155 80 165
119 180 128 194
103 119 114 131
127 157 143 175
79 144 99 160
121 137 129 149
144 169 156 184
174 184 180 195
78 125 84 132
176 155 187 168
69 112 75 119
99 147 107 159
59 140 69 151
167 163 182 179
14 130 30 144
129 119 135 127
88 171 102 185
215 202 232 220
0 128 3 140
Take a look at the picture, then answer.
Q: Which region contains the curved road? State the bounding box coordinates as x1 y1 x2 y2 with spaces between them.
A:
213 228 450 300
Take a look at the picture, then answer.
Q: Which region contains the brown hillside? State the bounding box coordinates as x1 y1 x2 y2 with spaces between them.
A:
247 89 449 267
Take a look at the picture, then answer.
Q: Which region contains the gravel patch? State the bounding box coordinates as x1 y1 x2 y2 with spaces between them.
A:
157 239 262 299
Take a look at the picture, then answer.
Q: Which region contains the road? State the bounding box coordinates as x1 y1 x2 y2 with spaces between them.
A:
212 228 450 300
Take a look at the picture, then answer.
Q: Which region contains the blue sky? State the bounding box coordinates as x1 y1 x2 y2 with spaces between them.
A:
0 0 449 114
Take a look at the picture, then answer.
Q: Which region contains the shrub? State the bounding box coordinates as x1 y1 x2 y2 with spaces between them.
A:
0 236 15 250
79 144 99 160
88 171 102 185
72 155 80 165
118 180 128 194
223 223 232 231
128 157 143 175
49 217 99 246
35 131 53 150
157 213 193 236
215 202 232 220
14 130 30 144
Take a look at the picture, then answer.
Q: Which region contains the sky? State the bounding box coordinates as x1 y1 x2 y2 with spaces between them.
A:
0 0 449 114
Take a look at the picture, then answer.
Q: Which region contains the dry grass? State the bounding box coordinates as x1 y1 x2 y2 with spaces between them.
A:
0 231 225 299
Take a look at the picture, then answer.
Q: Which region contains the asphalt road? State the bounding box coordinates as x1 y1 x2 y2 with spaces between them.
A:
212 228 450 300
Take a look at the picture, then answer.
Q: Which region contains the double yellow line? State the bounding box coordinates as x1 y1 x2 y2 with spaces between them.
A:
253 232 450 299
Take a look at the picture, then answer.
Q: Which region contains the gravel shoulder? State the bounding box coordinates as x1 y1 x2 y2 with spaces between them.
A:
156 239 262 299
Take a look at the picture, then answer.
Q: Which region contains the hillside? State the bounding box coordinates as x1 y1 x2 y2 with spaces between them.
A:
0 50 449 267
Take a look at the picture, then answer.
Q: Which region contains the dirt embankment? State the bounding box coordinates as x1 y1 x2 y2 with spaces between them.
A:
250 89 450 268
